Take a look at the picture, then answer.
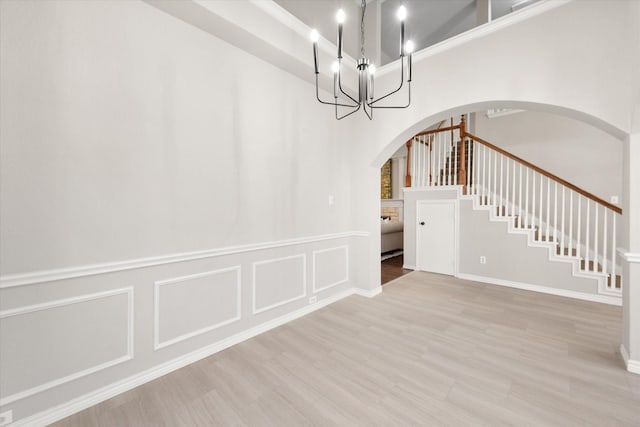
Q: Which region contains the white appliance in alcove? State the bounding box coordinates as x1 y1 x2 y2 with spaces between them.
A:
416 200 456 275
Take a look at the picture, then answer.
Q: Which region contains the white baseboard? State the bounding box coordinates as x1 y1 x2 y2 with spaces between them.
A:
402 264 416 270
11 287 359 427
457 273 622 306
353 287 382 298
620 344 640 375
621 344 630 365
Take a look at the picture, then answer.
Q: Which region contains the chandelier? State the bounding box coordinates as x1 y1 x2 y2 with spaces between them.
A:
310 1 414 120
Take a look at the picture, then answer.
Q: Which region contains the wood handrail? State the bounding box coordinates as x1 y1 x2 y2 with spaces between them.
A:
409 120 449 145
413 124 460 138
466 132 622 214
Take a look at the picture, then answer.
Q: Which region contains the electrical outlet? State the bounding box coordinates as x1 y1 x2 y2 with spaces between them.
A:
611 195 619 204
480 256 487 264
309 296 317 304
328 195 335 206
0 410 13 426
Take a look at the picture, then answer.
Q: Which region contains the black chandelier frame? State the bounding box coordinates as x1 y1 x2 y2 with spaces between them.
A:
311 1 414 120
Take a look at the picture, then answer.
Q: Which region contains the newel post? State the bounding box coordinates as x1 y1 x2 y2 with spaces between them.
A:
458 115 467 190
405 139 413 187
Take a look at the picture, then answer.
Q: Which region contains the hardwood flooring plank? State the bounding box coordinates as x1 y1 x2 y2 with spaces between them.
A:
52 272 639 427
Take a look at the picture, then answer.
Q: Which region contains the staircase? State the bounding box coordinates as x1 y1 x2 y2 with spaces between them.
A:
405 116 622 299
439 140 473 186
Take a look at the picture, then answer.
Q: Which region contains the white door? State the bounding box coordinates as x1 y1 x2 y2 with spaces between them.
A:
416 201 456 275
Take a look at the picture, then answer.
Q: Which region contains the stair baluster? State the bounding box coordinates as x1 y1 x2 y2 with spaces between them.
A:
585 199 591 272
594 203 599 272
403 116 622 294
569 190 573 257
603 209 608 274
561 186 565 252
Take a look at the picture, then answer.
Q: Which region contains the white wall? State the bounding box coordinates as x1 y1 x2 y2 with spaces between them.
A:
349 1 636 302
622 133 640 366
366 0 635 168
361 0 639 368
2 0 640 423
348 0 637 301
0 0 356 275
456 199 600 295
0 0 371 424
474 110 623 204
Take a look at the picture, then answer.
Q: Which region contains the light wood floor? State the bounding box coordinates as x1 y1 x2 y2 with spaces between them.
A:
53 272 640 426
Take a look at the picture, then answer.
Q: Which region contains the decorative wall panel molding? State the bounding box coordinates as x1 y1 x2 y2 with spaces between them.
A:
0 288 134 406
312 246 349 293
154 266 242 350
252 254 306 314
14 287 364 427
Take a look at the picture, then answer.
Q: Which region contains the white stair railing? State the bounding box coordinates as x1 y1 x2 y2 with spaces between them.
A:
407 118 464 188
467 133 622 294
404 117 622 294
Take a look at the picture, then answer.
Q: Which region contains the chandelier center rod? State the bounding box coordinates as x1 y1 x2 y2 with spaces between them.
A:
360 0 366 59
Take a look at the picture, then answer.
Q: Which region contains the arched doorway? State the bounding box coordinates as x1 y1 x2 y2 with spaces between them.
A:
376 102 623 288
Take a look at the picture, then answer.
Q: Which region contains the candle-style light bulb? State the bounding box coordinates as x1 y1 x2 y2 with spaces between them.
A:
310 29 319 43
311 29 319 74
405 40 414 54
398 6 406 56
368 64 375 100
405 40 414 82
336 9 345 59
397 5 407 21
332 61 339 98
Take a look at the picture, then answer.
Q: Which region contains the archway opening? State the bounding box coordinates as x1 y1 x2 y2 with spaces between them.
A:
374 101 626 288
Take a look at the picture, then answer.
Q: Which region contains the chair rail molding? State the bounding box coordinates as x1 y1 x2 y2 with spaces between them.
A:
617 249 640 263
0 231 369 289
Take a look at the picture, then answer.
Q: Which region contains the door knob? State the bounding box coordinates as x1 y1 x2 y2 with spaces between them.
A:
419 221 425 226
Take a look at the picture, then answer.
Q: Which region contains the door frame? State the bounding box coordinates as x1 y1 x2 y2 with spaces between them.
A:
415 199 459 276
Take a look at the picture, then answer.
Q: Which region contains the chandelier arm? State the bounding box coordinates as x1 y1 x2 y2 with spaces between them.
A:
315 74 359 108
336 101 361 120
362 100 373 120
368 82 411 109
337 67 360 105
368 57 405 106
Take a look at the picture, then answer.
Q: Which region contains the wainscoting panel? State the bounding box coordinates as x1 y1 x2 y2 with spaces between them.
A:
154 266 241 350
313 246 349 293
0 232 370 426
0 288 133 406
252 254 306 314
